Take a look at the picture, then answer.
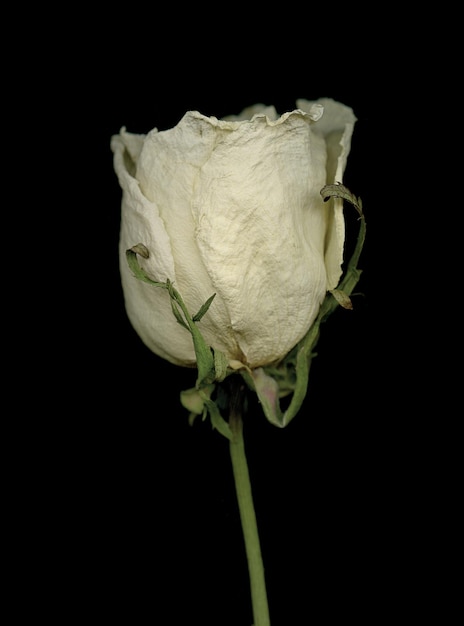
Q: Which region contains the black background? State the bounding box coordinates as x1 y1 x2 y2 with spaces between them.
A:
18 12 444 625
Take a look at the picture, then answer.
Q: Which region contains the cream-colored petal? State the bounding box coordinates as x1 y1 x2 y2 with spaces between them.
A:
192 110 329 367
112 130 197 365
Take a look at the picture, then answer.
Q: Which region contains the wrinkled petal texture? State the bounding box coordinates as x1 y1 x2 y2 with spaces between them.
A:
112 98 356 369
112 130 197 365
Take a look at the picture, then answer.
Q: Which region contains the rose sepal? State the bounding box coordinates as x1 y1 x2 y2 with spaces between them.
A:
127 244 233 438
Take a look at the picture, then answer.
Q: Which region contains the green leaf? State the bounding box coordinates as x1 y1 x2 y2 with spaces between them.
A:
169 299 190 330
199 390 233 440
213 348 229 382
192 293 216 322
190 327 216 387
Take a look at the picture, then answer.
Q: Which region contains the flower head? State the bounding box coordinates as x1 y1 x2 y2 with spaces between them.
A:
111 98 356 370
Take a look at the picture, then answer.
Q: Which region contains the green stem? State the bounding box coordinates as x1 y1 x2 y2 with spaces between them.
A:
229 382 271 626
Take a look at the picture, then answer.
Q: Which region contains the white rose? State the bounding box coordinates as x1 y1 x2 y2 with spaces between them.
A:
111 97 356 370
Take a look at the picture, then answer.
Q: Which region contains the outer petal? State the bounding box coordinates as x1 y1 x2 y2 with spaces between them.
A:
111 129 198 366
297 98 357 289
188 109 330 367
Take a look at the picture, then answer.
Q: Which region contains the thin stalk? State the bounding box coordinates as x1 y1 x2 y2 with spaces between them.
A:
229 382 271 626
